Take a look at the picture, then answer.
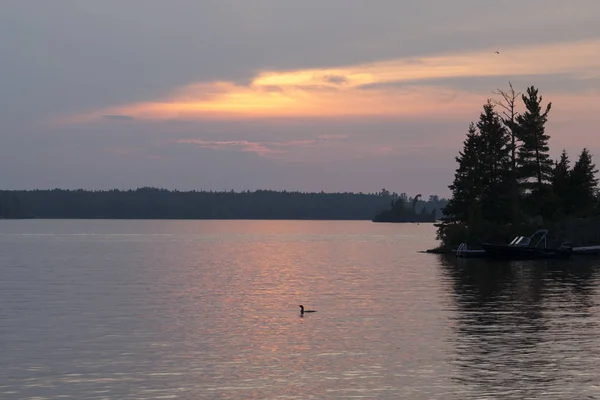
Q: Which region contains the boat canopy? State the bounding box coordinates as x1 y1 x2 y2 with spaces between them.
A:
508 229 548 248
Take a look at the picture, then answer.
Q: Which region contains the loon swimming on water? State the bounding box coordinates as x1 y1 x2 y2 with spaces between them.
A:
299 305 316 314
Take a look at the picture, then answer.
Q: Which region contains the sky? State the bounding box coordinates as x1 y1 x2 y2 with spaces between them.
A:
2 1 600 197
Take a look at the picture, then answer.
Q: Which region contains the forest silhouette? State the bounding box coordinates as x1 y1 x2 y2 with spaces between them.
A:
0 188 447 221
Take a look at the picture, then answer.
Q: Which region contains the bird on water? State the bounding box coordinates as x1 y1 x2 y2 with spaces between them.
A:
299 305 316 314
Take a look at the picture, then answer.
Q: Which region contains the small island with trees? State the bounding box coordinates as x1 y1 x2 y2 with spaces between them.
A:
434 83 599 252
372 193 442 222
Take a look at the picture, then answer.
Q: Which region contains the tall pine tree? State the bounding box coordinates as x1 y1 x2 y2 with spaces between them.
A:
551 149 571 215
442 122 482 223
515 86 553 190
569 148 598 215
440 101 512 245
477 101 512 223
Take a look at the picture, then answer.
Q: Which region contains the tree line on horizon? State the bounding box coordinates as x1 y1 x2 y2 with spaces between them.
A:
437 83 599 247
0 188 447 221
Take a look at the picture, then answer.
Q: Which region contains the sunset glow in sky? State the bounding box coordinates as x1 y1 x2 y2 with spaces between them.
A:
66 39 600 122
3 1 600 195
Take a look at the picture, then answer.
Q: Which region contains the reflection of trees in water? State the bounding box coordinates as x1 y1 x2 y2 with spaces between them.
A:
438 256 600 399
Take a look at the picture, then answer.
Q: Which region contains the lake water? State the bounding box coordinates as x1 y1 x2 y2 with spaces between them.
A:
1 220 600 399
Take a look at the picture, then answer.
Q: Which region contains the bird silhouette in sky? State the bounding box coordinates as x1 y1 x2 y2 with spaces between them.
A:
495 51 500 54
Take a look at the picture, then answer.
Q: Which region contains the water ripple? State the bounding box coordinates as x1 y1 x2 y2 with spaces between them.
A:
1 221 600 399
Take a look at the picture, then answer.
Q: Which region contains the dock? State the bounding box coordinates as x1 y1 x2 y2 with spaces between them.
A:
572 245 600 255
454 242 600 258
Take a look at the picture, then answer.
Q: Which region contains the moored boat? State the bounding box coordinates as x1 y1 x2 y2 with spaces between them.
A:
482 229 572 260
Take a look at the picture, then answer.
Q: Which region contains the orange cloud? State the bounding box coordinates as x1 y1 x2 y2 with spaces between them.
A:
62 39 600 123
174 135 441 162
175 135 346 159
176 139 285 157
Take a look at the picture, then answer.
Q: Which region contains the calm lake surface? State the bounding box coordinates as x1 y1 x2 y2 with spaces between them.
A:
1 220 600 399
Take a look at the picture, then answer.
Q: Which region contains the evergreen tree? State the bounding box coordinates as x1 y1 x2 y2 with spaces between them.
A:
569 148 598 215
477 101 512 223
515 86 553 190
438 102 514 245
442 122 482 223
551 149 571 215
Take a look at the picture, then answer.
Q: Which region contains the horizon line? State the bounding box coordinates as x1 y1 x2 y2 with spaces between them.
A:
1 187 448 198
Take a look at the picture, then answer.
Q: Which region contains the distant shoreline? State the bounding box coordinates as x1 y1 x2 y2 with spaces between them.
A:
1 217 439 222
1 188 447 221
